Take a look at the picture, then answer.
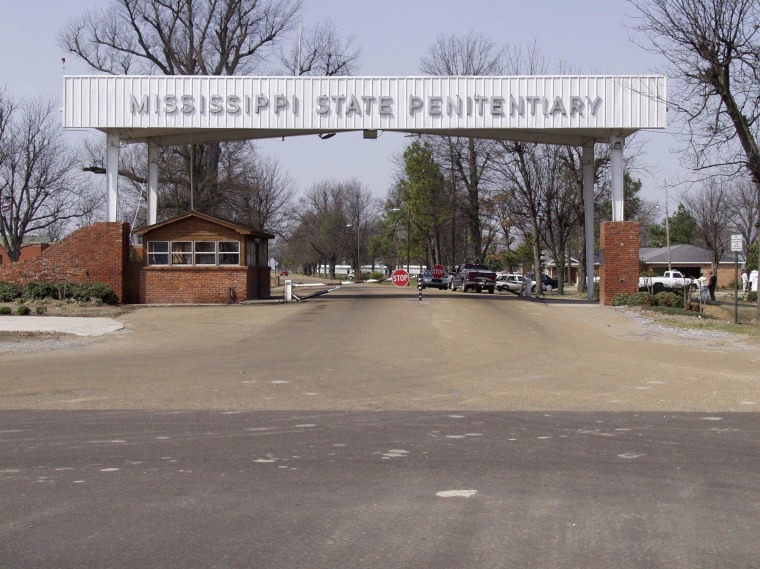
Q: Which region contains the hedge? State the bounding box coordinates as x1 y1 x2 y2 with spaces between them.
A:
612 290 684 309
8 280 119 304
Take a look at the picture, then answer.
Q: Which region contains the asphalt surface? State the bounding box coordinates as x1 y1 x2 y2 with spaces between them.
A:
1 284 759 568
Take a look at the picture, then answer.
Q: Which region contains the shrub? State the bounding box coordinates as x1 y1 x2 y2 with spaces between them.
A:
35 305 47 315
0 281 21 302
369 271 385 280
16 305 31 315
748 291 757 303
611 293 633 306
23 282 58 300
612 292 658 307
70 282 118 304
0 306 12 315
654 291 683 309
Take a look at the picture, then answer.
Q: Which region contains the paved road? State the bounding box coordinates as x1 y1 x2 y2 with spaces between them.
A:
1 285 759 567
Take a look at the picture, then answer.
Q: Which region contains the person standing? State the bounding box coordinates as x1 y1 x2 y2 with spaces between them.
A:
741 269 749 299
708 271 717 301
698 273 709 303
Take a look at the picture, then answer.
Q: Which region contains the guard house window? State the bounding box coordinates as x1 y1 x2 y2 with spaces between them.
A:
171 241 192 265
147 241 169 265
147 240 241 266
194 241 216 265
218 241 240 265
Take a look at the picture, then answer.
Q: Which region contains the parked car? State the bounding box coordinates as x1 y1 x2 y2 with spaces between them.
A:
495 273 525 294
524 273 558 291
421 269 448 290
279 269 289 276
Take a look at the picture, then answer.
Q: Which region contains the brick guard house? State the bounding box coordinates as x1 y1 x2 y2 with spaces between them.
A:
133 212 274 303
0 212 274 304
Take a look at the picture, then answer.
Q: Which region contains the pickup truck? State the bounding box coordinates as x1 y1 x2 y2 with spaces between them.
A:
450 264 497 294
639 270 697 291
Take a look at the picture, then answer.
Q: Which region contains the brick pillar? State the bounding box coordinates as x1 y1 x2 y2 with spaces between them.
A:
599 221 640 306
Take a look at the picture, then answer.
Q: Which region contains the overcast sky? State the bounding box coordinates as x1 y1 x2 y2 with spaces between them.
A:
0 0 683 211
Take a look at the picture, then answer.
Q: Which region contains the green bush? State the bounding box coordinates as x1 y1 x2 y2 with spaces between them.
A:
0 281 21 302
35 305 47 315
369 271 385 280
70 282 118 304
654 291 683 309
23 282 58 300
0 306 12 315
748 291 757 303
612 291 680 308
16 305 31 315
611 293 633 306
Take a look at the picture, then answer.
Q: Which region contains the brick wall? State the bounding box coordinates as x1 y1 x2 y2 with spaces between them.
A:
0 243 51 265
140 266 250 304
0 223 129 302
600 221 640 306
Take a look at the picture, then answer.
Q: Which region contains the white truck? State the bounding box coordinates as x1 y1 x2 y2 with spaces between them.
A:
639 270 697 291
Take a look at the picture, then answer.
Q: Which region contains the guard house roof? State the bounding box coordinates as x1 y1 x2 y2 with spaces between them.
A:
133 211 275 239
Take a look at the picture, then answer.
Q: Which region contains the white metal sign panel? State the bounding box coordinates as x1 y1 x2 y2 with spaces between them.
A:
63 75 666 133
731 234 744 252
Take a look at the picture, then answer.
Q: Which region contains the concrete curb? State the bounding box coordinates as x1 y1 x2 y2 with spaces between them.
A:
0 317 124 336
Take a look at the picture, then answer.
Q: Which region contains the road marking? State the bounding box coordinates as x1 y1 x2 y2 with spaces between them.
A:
436 490 478 498
618 453 645 459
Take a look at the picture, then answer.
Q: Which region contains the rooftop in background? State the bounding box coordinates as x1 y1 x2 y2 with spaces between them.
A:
640 244 737 265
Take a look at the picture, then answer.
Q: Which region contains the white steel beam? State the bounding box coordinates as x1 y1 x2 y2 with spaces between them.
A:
106 130 120 222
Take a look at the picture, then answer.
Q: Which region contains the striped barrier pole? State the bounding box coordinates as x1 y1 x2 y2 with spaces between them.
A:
418 278 422 301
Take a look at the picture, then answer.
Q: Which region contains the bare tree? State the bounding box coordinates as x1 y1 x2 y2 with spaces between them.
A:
280 19 360 76
420 32 507 262
59 0 302 75
0 96 95 260
727 176 760 261
629 0 760 315
59 0 304 219
217 144 297 237
287 179 375 278
681 180 733 271
494 141 551 290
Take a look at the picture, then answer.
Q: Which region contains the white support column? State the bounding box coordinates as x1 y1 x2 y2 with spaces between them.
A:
610 134 625 221
583 143 595 301
147 139 159 225
106 130 120 222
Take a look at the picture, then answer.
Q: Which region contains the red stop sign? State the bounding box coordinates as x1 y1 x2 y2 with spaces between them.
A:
431 264 446 279
391 268 410 287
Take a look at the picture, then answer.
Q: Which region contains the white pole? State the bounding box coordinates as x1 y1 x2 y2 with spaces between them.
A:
583 143 595 301
147 139 159 225
610 135 625 221
285 279 293 302
106 130 120 222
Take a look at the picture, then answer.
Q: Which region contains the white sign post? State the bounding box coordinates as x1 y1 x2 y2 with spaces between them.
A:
731 234 743 323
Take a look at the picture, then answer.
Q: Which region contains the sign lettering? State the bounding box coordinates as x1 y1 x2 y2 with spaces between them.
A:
129 93 603 119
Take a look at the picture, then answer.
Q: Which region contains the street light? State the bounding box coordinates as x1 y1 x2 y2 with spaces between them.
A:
390 207 411 273
346 222 359 279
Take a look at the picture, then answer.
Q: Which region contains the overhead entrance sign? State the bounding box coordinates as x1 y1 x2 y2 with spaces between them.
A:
391 268 410 288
